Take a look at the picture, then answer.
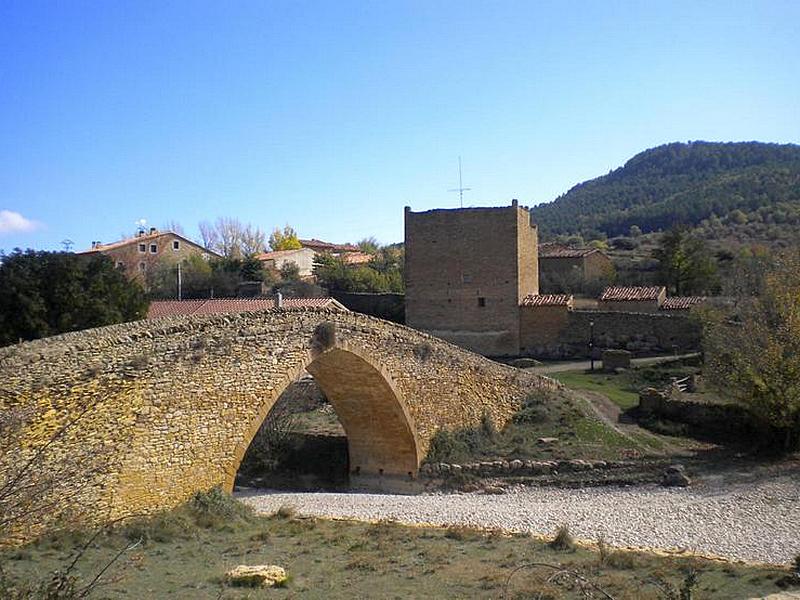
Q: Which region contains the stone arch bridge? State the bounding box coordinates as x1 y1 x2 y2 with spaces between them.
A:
0 308 558 525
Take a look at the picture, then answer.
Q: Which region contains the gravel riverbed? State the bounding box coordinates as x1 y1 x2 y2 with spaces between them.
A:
238 477 800 565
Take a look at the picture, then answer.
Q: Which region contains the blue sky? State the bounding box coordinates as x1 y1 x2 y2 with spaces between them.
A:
1 0 798 252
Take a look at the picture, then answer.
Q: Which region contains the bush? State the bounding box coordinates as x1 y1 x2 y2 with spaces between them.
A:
513 394 550 424
190 486 252 527
311 322 336 352
548 524 575 551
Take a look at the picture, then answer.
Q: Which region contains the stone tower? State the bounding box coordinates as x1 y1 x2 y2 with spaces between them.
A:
404 200 538 356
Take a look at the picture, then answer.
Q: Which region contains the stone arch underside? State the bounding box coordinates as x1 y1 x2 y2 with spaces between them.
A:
225 344 421 492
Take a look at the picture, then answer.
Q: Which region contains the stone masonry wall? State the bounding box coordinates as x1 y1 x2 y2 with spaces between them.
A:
405 202 538 356
0 308 559 533
520 310 701 359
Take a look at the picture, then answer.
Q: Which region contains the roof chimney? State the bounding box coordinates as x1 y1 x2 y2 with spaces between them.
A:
275 291 284 309
149 227 157 234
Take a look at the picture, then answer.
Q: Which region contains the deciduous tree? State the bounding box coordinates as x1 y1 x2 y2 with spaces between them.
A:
702 251 800 451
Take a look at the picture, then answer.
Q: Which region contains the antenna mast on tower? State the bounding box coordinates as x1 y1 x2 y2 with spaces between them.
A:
448 156 471 208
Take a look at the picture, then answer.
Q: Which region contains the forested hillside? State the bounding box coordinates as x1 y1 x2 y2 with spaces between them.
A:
531 141 800 243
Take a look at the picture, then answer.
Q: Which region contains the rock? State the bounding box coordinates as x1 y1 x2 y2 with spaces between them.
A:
662 464 691 487
509 357 542 369
509 459 524 471
482 485 506 495
537 437 559 445
225 565 287 588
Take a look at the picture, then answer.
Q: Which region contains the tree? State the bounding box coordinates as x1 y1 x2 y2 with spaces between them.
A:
653 227 719 295
269 226 302 251
702 251 800 452
198 217 267 258
161 220 185 235
357 237 379 255
0 250 148 346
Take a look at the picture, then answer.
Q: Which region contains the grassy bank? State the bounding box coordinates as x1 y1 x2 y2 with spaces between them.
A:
1 491 796 599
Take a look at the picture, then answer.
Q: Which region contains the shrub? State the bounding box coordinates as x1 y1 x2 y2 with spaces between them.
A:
190 486 253 527
513 394 550 424
548 524 575 551
311 322 336 352
275 504 297 520
413 341 433 362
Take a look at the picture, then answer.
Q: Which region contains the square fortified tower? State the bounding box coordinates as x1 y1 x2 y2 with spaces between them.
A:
404 200 538 356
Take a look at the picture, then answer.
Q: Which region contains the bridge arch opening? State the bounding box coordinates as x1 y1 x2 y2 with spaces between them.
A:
228 345 421 492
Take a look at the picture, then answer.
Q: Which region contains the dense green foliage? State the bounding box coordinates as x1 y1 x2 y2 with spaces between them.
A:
532 141 800 241
702 252 800 452
0 250 148 346
147 254 276 300
653 227 719 295
313 245 404 293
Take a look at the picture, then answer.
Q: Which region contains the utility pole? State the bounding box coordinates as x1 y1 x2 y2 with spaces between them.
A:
589 320 595 371
177 262 182 301
448 156 471 208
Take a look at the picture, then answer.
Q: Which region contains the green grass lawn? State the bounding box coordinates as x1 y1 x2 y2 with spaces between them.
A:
551 370 641 409
1 491 795 599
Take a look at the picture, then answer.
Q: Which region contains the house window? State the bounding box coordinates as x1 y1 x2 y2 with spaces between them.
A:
172 240 180 251
115 261 125 270
149 244 157 253
477 297 486 307
138 243 146 253
139 262 147 272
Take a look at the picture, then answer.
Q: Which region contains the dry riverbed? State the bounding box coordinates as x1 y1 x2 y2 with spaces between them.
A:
239 475 800 566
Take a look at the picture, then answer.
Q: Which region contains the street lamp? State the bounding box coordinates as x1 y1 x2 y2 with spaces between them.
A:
589 320 595 371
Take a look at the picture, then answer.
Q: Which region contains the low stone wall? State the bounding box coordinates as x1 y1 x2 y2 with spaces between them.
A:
521 310 701 359
637 388 756 441
602 349 632 371
332 291 405 323
421 458 631 478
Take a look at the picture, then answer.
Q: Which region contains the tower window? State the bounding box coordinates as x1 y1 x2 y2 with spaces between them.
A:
477 297 486 307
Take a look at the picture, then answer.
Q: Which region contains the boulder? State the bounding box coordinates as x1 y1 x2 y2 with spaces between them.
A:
225 565 287 588
662 464 691 487
537 437 559 446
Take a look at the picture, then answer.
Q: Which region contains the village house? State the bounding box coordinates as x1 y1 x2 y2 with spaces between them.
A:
257 248 317 278
78 228 219 283
257 238 371 280
538 244 615 291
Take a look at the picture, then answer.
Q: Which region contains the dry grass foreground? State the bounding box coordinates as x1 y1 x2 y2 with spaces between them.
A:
1 489 797 599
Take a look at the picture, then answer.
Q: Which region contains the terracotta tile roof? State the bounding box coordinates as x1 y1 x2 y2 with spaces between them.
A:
342 252 372 265
147 297 348 319
600 286 666 302
521 294 574 307
661 296 706 311
539 245 599 259
299 238 359 253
